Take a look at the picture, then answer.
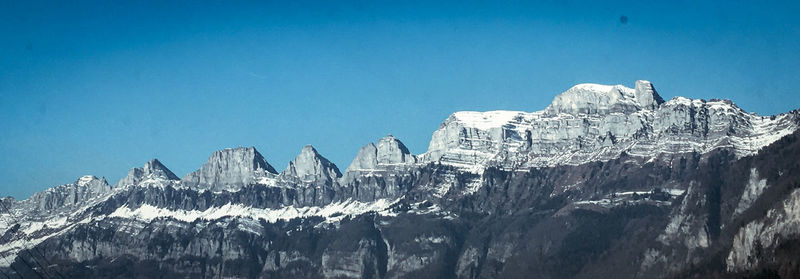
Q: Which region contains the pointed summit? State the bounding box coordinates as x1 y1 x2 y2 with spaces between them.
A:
115 158 179 188
281 145 341 182
346 135 417 173
181 146 278 191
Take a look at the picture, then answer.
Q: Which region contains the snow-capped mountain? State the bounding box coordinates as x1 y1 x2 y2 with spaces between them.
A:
1 80 799 278
423 80 798 169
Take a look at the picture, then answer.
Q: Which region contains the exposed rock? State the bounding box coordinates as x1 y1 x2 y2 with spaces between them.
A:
280 145 341 183
2 80 800 279
115 158 179 188
181 146 278 191
423 81 799 169
26 175 111 212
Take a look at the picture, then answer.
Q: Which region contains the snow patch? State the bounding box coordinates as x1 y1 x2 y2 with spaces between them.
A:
451 111 523 130
109 199 400 224
77 175 96 186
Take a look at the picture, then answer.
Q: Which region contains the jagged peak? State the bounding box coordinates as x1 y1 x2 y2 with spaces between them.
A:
205 146 277 174
181 146 278 191
282 145 341 180
142 159 178 178
115 158 179 187
76 175 101 186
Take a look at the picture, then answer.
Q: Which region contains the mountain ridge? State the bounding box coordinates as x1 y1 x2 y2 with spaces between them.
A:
2 80 799 278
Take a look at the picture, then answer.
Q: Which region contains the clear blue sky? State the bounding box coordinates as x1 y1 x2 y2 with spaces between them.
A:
2 1 799 199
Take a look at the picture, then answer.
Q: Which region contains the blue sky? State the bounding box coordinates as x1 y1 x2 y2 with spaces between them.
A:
1 1 799 198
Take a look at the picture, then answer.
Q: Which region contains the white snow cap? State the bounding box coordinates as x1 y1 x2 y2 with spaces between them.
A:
547 80 664 114
76 175 100 186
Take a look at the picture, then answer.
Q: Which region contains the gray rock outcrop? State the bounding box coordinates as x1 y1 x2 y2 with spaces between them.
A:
115 158 179 188
343 135 418 181
423 80 799 169
26 175 111 212
181 146 278 191
280 145 341 183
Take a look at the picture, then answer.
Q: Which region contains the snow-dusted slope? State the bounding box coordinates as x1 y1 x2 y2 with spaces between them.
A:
422 80 799 170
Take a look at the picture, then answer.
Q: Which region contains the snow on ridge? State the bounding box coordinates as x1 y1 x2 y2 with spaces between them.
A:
570 83 621 93
109 199 400 224
451 110 523 130
424 80 798 172
77 175 97 186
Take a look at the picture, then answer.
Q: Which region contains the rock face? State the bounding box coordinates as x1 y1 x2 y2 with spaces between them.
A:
546 80 661 115
25 175 111 212
2 80 800 279
344 135 418 181
346 135 417 171
281 145 341 183
115 159 179 188
423 80 799 169
181 146 278 191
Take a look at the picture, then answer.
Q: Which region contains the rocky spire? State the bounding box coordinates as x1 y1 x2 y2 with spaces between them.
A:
633 80 664 109
181 146 278 191
281 145 341 182
115 159 180 188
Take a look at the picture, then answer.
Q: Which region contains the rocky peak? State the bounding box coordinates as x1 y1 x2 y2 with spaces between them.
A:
115 159 179 188
634 80 664 109
423 80 799 170
281 145 341 182
75 175 111 193
181 146 278 191
377 135 417 165
26 175 111 212
345 135 417 173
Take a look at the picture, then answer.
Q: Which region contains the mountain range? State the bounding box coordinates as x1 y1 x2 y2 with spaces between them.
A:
1 80 799 278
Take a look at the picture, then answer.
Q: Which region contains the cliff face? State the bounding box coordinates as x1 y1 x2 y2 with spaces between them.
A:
181 146 279 191
423 81 798 171
2 80 799 279
22 175 111 213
